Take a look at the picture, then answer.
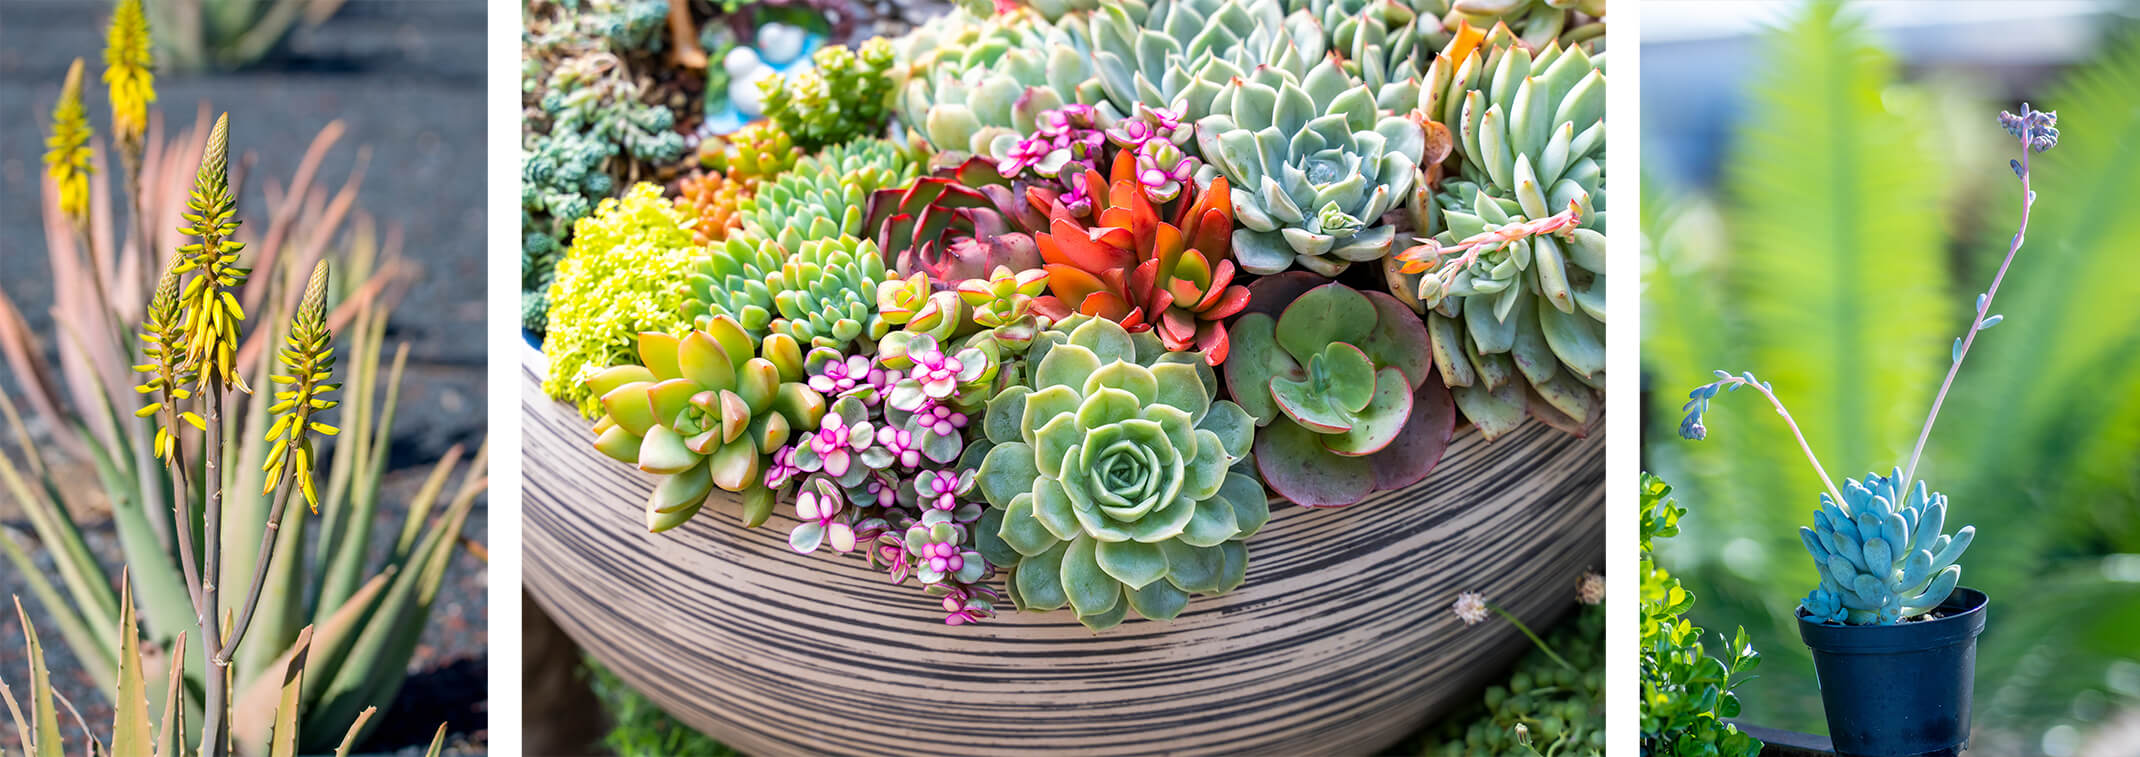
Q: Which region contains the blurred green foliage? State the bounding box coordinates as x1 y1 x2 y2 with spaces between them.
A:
1642 2 2140 750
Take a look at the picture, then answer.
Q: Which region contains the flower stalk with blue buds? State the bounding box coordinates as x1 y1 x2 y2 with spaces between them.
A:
1677 105 2057 625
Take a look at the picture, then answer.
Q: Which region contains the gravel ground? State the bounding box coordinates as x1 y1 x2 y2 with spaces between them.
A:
2 0 488 752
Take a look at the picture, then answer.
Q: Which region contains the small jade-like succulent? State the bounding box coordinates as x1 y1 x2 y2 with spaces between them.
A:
1799 469 1973 625
1195 55 1425 276
957 266 1054 356
697 120 803 181
760 37 898 151
972 316 1265 630
674 170 752 245
1032 151 1249 365
876 272 970 342
584 315 828 531
895 7 1107 162
863 166 1047 282
1222 274 1455 507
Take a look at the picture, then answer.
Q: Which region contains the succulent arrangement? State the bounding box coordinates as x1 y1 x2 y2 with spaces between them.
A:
1678 104 2059 626
526 0 1607 628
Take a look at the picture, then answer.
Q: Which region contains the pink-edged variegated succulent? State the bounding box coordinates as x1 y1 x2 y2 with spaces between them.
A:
1221 273 1457 507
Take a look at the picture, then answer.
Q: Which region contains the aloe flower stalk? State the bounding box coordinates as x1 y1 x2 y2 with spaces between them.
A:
104 0 157 147
175 113 252 394
133 255 200 461
44 58 94 227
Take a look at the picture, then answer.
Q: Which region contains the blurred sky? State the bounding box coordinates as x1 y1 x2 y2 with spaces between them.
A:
1642 0 2129 188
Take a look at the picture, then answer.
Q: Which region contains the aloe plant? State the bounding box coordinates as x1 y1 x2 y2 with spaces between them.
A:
2 109 485 754
1 581 448 757
144 0 350 71
1643 2 2140 742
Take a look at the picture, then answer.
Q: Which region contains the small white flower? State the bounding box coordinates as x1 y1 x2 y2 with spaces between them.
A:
1452 592 1488 626
1578 571 1606 605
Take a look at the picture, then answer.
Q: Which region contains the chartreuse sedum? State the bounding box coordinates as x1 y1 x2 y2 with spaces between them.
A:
973 316 1264 630
1392 27 1606 435
1195 54 1425 276
585 315 829 531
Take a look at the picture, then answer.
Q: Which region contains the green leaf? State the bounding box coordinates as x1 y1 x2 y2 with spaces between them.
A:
112 577 154 757
267 627 314 757
1094 540 1169 590
1059 537 1121 618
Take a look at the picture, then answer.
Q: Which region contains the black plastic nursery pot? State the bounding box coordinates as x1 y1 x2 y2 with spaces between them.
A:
1797 587 1989 757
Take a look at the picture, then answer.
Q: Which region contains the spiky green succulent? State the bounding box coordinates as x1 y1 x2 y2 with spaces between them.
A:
1087 0 1326 122
1428 0 1608 51
585 316 828 531
1393 36 1605 436
1193 55 1425 276
738 136 922 244
895 7 1107 162
971 316 1264 630
683 231 895 353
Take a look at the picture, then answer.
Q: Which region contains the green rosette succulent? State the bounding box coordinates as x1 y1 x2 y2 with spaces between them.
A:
895 7 1108 162
584 315 828 531
1087 0 1325 122
1393 36 1606 436
739 137 922 244
971 316 1265 631
1194 55 1425 276
1221 274 1454 507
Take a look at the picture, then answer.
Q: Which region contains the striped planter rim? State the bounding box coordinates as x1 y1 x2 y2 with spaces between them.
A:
521 345 1603 755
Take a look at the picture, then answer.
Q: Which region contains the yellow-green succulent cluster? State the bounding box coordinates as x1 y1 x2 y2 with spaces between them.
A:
542 182 700 417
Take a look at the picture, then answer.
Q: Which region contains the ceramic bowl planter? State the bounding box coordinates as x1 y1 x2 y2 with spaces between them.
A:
520 346 1604 755
1797 587 1989 757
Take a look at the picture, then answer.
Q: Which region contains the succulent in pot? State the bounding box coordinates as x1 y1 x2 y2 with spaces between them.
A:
1195 54 1425 276
1222 274 1456 507
970 316 1266 630
1671 104 2060 757
1030 150 1250 365
585 315 829 531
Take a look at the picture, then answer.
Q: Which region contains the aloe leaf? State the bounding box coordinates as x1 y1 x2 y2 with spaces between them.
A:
0 527 113 693
112 576 154 757
316 341 407 625
301 482 476 751
330 706 377 757
421 722 448 757
258 626 314 757
13 598 64 757
392 445 466 563
236 486 312 691
153 632 186 757
0 437 120 658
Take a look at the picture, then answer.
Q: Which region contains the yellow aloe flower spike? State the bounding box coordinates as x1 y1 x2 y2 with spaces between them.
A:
43 58 94 224
263 261 340 512
133 253 201 461
104 0 156 146
174 113 252 393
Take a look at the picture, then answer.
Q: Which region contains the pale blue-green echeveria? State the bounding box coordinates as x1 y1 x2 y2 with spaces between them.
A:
971 316 1264 630
1288 0 1433 108
1389 35 1605 437
895 7 1108 162
1194 55 1425 276
1087 0 1325 124
1799 469 1973 625
585 316 827 531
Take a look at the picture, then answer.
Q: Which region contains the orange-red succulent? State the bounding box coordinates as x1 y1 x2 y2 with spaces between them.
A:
1032 151 1250 364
